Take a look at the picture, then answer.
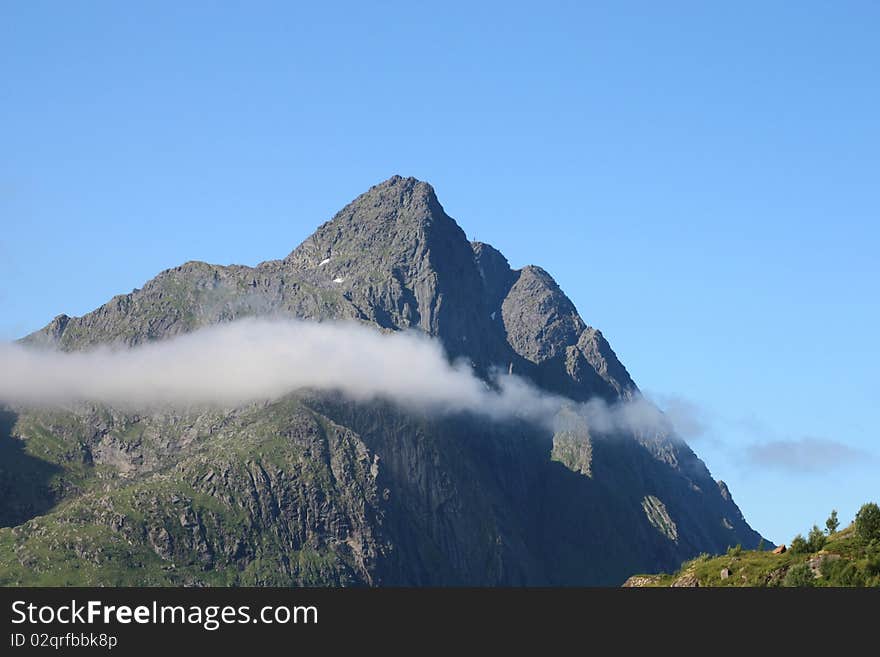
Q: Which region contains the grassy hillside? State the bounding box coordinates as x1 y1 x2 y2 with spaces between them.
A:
624 523 880 587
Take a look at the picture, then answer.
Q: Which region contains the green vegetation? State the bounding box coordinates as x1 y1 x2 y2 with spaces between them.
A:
807 525 826 552
789 534 809 555
825 509 839 535
854 502 880 543
627 505 880 587
0 396 376 586
782 563 815 587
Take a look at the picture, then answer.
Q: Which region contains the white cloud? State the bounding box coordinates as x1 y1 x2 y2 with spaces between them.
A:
0 318 677 439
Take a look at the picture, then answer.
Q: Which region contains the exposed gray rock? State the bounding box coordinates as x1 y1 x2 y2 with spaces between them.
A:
671 572 700 587
621 575 661 587
642 495 679 543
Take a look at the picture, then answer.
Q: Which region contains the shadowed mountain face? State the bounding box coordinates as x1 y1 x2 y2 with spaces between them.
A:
2 176 763 585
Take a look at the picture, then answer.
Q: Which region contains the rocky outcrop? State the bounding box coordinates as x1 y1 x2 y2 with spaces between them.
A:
671 572 700 587
622 575 662 587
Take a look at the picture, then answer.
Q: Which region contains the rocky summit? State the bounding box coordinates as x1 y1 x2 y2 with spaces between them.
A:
0 175 763 585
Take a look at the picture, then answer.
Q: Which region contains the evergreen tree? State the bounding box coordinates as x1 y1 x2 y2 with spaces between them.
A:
825 509 839 534
855 503 880 543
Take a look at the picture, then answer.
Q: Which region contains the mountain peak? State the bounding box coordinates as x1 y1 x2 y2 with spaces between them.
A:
280 175 495 363
342 174 441 226
27 176 639 401
370 174 436 199
348 175 441 219
284 175 456 265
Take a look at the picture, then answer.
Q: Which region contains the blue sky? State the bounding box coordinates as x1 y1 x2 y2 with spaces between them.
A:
2 1 877 543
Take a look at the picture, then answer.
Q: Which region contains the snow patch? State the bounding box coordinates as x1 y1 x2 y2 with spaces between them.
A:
333 277 345 283
318 258 331 267
490 312 496 320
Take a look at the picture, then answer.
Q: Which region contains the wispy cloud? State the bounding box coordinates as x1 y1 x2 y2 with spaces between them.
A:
0 318 674 439
650 394 708 441
745 437 872 473
9 317 862 477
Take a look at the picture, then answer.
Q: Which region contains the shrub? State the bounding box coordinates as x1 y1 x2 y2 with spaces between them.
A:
789 534 810 554
727 544 742 557
807 525 826 552
782 563 815 587
825 509 839 534
854 503 880 543
820 559 865 587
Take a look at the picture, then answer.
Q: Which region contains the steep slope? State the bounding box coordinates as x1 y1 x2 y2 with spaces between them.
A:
2 175 764 585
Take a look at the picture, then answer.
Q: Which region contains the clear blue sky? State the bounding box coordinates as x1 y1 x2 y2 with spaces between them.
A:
2 1 877 543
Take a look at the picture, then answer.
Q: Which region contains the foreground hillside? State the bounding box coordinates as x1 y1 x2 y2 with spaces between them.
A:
624 523 880 587
1 176 764 586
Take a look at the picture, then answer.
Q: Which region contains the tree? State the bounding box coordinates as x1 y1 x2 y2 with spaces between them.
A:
807 525 826 552
855 502 880 543
825 509 839 535
789 534 810 554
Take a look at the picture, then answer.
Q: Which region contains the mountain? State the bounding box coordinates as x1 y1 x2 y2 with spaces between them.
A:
0 175 763 585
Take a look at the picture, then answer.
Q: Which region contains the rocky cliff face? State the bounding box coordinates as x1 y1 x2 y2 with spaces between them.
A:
1 175 763 585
